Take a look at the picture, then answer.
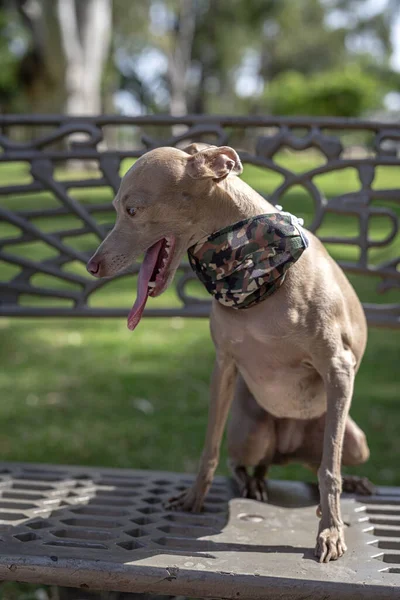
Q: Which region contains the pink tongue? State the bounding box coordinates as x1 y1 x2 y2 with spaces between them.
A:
127 240 164 331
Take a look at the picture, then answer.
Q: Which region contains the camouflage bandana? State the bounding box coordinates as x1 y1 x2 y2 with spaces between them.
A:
188 212 309 310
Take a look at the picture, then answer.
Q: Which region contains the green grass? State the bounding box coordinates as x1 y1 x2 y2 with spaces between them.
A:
0 151 399 488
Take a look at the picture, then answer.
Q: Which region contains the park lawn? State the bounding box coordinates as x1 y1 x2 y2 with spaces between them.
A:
0 153 399 488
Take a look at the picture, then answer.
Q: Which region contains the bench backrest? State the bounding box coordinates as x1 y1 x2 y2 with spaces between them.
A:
0 115 399 328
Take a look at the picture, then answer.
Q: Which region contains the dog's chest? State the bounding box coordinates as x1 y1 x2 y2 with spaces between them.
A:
214 310 327 420
236 343 326 419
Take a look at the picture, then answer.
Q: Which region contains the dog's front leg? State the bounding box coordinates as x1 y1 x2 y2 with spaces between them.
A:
315 356 354 562
168 353 237 512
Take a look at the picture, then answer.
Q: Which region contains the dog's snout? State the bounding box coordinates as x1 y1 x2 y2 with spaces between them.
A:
87 258 101 277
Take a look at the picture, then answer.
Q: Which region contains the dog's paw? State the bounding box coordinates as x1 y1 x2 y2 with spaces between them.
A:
166 487 205 513
241 476 268 502
315 525 347 563
342 475 375 496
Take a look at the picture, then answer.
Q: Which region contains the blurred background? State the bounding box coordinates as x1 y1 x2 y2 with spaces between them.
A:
0 0 399 547
0 0 399 120
0 2 399 596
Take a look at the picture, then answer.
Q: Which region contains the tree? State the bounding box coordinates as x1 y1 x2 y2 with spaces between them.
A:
264 65 385 117
2 0 396 119
257 0 348 82
167 0 196 116
0 6 20 113
16 0 112 115
111 0 396 117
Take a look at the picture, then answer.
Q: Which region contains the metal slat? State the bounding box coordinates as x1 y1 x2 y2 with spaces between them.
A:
0 461 398 599
0 115 399 327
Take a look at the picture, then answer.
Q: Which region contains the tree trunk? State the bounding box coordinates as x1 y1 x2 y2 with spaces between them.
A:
57 0 112 116
18 0 112 116
17 0 112 167
17 0 66 113
167 0 196 134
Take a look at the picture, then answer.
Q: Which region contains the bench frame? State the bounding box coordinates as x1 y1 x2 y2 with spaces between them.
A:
0 114 399 327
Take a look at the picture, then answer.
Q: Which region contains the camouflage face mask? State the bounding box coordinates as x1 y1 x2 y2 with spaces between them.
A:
188 212 309 310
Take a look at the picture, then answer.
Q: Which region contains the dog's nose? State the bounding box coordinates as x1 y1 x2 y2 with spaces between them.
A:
87 258 100 276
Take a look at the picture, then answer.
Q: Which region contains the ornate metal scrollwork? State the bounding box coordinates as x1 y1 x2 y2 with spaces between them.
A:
0 115 398 328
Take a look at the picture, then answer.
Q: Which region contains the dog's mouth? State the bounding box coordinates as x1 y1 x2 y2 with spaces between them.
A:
127 236 176 331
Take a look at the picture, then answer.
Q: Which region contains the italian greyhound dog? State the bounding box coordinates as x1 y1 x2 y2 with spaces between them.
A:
87 143 371 562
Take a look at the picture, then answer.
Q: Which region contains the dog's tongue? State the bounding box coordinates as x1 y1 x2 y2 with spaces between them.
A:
127 240 163 331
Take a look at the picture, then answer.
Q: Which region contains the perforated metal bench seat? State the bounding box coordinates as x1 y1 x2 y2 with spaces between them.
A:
0 462 398 599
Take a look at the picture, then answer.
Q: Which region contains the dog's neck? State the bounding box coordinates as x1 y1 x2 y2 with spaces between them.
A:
197 176 277 239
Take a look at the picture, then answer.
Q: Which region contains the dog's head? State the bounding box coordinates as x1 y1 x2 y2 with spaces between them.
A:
86 145 242 329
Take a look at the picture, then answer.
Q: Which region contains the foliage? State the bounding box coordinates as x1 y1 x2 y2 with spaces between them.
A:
264 64 385 117
257 0 348 80
0 8 19 108
0 0 398 117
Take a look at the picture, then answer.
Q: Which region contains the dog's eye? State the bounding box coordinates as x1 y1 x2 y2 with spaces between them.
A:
126 207 136 217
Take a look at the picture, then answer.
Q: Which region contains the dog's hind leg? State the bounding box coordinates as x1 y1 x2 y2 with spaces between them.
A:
341 416 375 495
288 414 374 495
341 474 375 495
228 375 276 502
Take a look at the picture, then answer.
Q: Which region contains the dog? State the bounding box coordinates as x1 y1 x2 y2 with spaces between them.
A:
87 143 371 562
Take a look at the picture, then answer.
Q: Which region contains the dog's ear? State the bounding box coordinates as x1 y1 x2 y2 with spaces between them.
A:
182 142 217 155
186 146 243 180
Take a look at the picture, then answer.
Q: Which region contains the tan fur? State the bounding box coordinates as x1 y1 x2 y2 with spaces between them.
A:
88 145 369 563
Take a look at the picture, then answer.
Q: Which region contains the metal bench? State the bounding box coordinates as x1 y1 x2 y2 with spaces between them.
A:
0 115 399 599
